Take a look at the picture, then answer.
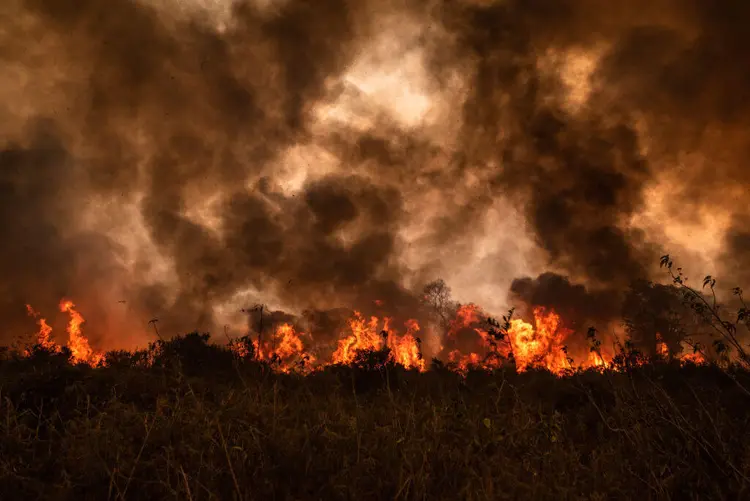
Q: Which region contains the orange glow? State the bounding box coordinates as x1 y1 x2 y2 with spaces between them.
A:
448 349 482 371
680 350 706 364
656 332 669 358
679 341 707 365
443 304 509 370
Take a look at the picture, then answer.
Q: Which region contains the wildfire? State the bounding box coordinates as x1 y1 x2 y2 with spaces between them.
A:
508 307 572 373
332 312 383 365
25 304 56 352
19 297 710 374
586 350 608 369
443 304 508 370
321 313 425 370
387 318 425 371
59 300 104 366
22 300 104 366
680 349 706 365
253 322 316 372
448 350 482 371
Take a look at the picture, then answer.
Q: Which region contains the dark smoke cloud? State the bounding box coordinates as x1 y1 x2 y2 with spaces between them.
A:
429 0 750 330
2 0 750 350
509 273 621 333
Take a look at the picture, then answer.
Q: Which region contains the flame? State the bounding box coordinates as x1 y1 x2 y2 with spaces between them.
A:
678 340 707 365
18 298 710 374
332 312 383 365
387 318 425 371
25 304 56 352
656 332 669 358
443 304 508 370
59 300 103 366
586 350 609 370
508 307 572 373
448 349 482 371
680 350 706 364
329 313 425 370
253 322 316 372
453 303 482 327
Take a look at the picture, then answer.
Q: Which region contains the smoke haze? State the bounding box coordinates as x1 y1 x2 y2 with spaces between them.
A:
1 0 749 348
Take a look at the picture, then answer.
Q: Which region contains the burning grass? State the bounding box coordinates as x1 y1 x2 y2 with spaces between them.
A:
17 298 719 377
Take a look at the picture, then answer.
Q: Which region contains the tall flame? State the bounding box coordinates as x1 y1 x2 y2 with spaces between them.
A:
59 300 103 366
332 312 383 365
508 307 572 373
25 304 56 352
387 318 425 371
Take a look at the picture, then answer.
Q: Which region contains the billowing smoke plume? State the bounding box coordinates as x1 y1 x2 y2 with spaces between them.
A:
1 0 749 349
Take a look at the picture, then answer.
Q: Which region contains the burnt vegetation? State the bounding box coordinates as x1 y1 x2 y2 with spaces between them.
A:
1 259 749 501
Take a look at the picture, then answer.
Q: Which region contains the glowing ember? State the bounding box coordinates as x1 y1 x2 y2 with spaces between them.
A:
680 351 706 364
656 333 669 358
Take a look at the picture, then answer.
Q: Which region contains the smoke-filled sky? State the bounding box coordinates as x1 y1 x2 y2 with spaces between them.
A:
1 0 749 348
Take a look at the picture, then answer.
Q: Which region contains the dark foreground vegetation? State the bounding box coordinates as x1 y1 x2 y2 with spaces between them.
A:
1 334 749 501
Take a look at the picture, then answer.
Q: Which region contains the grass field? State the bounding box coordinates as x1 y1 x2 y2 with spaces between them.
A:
1 335 749 501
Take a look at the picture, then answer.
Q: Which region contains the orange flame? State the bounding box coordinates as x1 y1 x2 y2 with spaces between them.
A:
443 304 507 370
25 304 57 352
680 350 706 364
448 349 482 371
387 318 425 371
332 312 383 365
253 323 316 372
59 300 103 366
18 297 710 374
508 307 572 373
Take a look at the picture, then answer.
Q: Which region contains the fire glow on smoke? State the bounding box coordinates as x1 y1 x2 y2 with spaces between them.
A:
4 0 748 369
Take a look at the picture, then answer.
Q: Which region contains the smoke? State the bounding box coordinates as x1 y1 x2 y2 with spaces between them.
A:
509 273 621 332
2 0 750 349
